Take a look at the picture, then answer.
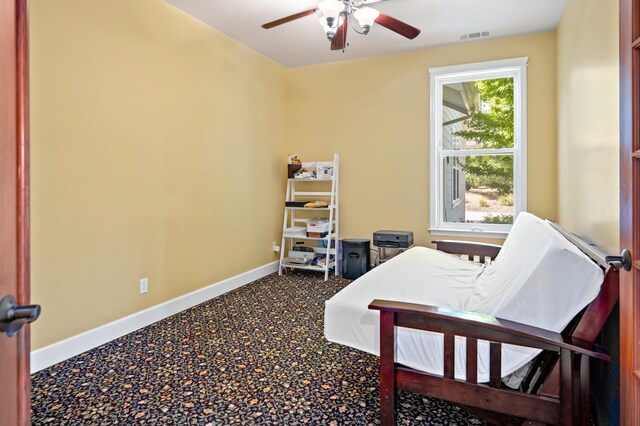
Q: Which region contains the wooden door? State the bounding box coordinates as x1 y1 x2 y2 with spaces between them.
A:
0 0 31 424
620 0 640 423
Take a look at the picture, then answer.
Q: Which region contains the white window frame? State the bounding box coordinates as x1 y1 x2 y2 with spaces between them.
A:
429 57 528 238
452 163 461 207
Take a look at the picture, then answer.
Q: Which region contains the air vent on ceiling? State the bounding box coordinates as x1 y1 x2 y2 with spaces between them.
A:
460 31 491 41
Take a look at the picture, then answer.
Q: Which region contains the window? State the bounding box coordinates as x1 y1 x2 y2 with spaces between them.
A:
429 58 527 238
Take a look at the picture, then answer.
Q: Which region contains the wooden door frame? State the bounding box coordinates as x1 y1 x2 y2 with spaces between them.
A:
619 0 639 423
17 0 30 422
0 0 30 423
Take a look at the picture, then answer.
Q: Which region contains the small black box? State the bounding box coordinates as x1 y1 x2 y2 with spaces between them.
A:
373 230 414 248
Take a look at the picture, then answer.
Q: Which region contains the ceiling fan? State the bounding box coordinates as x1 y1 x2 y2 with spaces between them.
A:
261 0 421 51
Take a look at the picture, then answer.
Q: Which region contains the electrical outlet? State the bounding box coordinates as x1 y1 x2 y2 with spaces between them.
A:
273 241 280 252
140 278 148 294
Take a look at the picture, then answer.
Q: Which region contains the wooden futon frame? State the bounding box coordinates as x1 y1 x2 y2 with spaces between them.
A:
369 238 619 425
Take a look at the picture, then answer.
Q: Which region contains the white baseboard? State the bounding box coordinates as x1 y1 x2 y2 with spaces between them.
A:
30 261 278 373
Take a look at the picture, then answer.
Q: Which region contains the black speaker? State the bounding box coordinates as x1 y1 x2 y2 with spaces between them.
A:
342 239 370 280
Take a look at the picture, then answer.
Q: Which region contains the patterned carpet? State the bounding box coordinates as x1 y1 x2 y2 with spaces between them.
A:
31 271 486 425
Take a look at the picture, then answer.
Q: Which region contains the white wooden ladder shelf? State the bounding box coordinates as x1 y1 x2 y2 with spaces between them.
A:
279 153 340 281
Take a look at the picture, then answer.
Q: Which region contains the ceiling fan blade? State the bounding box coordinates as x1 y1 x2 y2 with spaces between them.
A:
375 12 421 39
331 15 349 50
261 9 317 29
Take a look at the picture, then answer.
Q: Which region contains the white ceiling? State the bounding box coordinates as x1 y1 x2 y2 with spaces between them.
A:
164 0 567 68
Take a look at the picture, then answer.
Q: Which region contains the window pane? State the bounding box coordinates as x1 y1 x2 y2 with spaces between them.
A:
442 78 514 150
442 155 514 224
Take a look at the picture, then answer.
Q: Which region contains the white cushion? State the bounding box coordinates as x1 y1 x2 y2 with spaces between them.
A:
325 246 484 356
324 212 605 382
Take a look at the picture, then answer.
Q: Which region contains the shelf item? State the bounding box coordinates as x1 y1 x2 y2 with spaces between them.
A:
281 262 337 272
283 226 307 237
285 205 335 211
283 257 312 265
307 232 328 238
279 153 340 282
307 218 330 233
287 164 302 178
284 235 334 241
316 162 334 179
303 201 328 208
373 230 415 265
289 161 334 180
285 201 310 208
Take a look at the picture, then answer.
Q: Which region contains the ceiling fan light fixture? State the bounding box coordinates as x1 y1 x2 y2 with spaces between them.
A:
353 6 379 33
318 0 344 22
319 17 337 39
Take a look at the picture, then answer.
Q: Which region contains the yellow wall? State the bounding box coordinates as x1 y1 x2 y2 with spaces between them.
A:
557 4 620 422
29 0 288 349
286 32 558 247
557 0 619 253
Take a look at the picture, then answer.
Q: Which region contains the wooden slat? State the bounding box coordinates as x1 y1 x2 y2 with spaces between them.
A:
396 368 561 424
490 343 502 388
559 349 575 424
444 334 455 379
466 337 478 384
540 363 561 398
379 311 396 426
580 355 590 426
432 240 502 259
458 404 524 426
571 353 582 425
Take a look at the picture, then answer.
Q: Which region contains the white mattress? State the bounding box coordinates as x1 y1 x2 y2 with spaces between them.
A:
324 213 604 383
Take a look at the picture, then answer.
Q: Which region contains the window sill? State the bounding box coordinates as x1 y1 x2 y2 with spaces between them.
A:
429 228 509 239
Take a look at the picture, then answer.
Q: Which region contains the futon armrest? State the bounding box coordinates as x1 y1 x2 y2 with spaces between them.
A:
432 240 502 259
368 299 610 361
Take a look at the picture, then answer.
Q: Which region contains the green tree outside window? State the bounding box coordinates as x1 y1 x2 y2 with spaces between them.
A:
455 78 514 196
